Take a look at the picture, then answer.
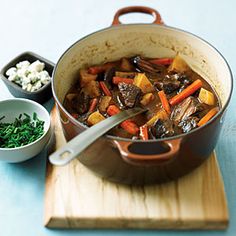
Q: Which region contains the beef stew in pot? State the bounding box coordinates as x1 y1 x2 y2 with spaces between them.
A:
64 55 220 140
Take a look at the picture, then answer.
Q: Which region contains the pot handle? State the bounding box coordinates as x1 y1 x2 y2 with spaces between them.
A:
113 139 181 166
111 6 164 26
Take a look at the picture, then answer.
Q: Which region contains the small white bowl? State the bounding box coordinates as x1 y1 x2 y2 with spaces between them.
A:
0 98 51 162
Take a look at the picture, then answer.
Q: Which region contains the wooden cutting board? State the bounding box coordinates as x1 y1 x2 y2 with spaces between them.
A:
44 107 228 229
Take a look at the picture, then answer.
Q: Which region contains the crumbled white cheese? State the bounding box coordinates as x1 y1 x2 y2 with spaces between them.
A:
21 76 31 86
22 84 27 90
15 78 22 85
28 60 45 73
6 67 17 76
16 60 30 69
26 84 33 92
39 71 50 85
8 74 18 82
34 81 42 90
27 71 38 83
17 68 28 78
5 60 51 92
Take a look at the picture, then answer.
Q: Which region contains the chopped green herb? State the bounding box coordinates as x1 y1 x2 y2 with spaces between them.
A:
0 113 44 148
33 112 37 121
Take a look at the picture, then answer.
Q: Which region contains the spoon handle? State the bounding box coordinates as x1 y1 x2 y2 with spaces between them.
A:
49 107 145 166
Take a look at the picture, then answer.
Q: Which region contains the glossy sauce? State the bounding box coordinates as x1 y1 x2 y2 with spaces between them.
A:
63 56 220 140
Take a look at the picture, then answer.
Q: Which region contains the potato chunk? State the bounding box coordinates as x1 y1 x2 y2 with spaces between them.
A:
65 93 77 102
198 88 215 105
120 58 134 71
146 109 168 126
168 55 190 73
99 96 112 112
140 93 155 106
133 73 154 93
79 69 97 87
115 71 136 78
83 80 101 98
87 111 105 126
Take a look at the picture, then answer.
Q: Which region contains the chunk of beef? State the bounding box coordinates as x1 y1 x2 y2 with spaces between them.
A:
96 72 105 81
65 91 90 115
104 67 116 88
171 96 203 123
132 56 166 74
178 117 199 133
74 91 90 115
154 73 192 94
111 90 125 109
151 119 175 138
177 74 192 92
154 74 181 94
118 82 141 108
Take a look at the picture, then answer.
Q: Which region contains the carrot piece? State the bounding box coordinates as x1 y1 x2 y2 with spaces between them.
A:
88 98 98 112
107 105 120 116
169 79 203 106
149 58 174 66
88 66 103 75
99 82 112 96
112 77 134 85
88 62 117 75
140 125 149 140
71 113 79 119
197 107 219 127
121 120 139 135
107 105 139 135
158 90 171 115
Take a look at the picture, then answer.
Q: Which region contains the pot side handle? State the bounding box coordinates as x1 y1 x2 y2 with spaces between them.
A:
111 6 164 26
113 139 181 166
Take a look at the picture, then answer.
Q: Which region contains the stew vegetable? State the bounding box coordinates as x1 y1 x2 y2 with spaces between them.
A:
64 55 220 140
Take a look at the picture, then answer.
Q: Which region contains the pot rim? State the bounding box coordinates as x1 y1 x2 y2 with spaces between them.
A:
52 23 233 143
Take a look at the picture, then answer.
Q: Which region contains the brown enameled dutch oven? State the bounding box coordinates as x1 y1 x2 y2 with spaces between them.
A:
52 6 233 185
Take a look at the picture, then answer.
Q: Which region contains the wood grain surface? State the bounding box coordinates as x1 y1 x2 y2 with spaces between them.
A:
44 107 228 229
